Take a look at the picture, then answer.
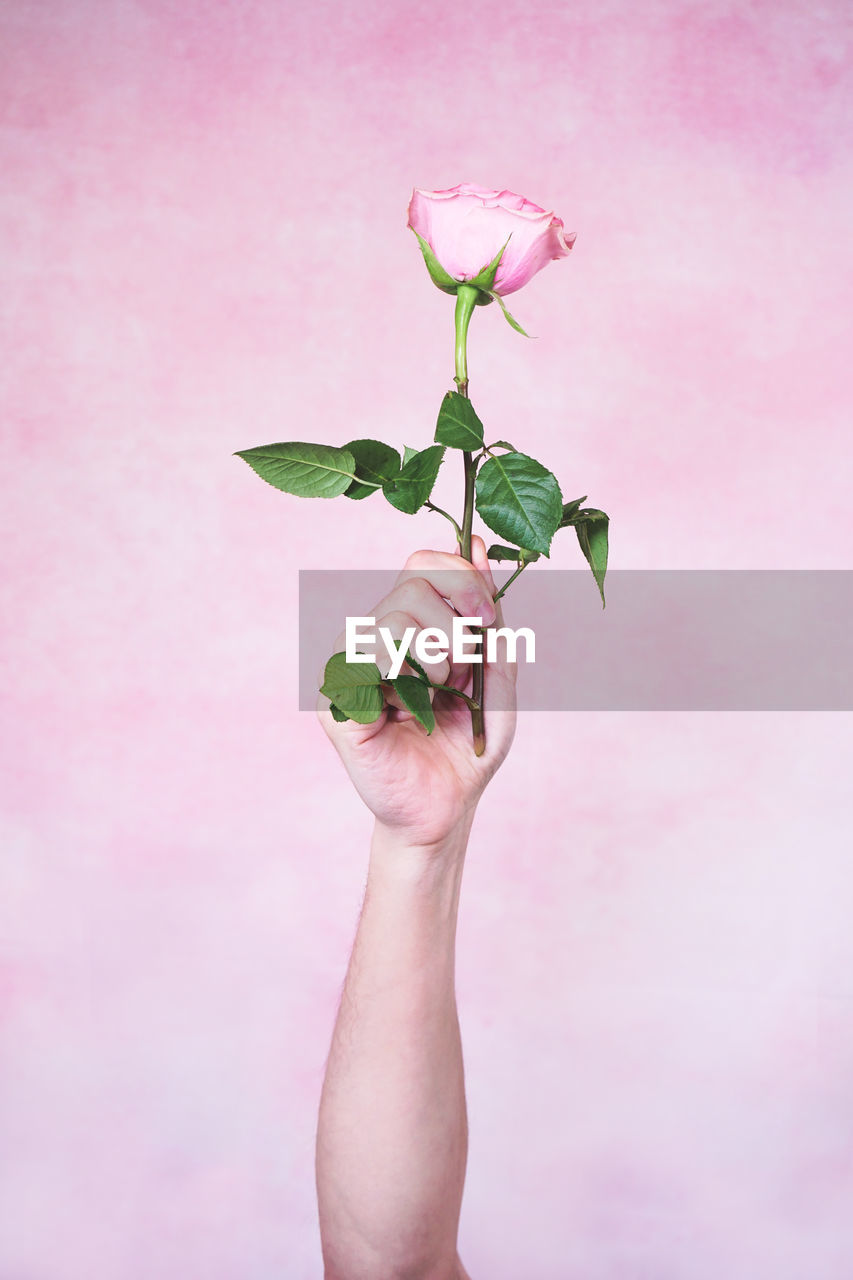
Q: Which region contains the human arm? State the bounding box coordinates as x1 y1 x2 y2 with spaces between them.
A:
315 539 516 1279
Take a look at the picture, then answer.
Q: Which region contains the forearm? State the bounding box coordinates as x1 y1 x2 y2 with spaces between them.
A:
316 818 473 1280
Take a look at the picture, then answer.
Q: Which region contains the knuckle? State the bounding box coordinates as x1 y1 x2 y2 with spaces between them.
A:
395 576 432 614
376 608 417 637
403 551 429 573
403 549 438 572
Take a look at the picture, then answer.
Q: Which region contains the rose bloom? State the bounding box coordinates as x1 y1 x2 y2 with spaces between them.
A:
407 182 575 296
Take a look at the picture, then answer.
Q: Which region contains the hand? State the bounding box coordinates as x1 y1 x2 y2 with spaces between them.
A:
317 537 518 850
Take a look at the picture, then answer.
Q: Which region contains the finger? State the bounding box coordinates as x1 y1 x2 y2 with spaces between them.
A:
323 576 464 711
390 576 486 692
328 592 451 671
469 534 496 595
372 609 451 689
367 584 481 695
362 584 459 679
396 551 497 693
397 550 496 627
315 687 390 741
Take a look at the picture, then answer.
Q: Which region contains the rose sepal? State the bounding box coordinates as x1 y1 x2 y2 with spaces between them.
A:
463 237 511 302
488 290 533 337
410 229 459 296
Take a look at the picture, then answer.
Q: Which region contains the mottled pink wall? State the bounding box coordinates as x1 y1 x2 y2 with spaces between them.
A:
2 1 853 1276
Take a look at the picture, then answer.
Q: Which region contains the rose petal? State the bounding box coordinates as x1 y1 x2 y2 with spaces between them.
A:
407 184 574 296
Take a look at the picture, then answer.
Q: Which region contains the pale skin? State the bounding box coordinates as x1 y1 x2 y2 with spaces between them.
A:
315 537 518 1280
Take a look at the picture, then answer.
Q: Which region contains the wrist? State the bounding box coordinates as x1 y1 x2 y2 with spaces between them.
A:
368 816 474 903
371 813 473 864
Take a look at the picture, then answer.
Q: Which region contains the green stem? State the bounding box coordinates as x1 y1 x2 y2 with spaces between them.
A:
425 501 462 544
460 453 475 557
454 284 485 756
429 683 480 712
492 560 528 604
453 285 476 397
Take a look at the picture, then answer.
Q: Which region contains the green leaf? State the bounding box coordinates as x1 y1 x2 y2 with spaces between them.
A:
486 543 541 564
235 442 356 499
574 509 609 608
383 445 445 514
344 439 401 500
486 544 521 562
489 291 533 338
467 237 510 293
434 391 484 451
475 452 563 556
320 652 385 723
397 647 431 683
391 675 435 734
487 440 518 452
329 703 350 723
411 229 458 296
402 445 419 465
559 495 588 527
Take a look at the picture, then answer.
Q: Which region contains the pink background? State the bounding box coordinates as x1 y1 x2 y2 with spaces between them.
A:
3 1 853 1275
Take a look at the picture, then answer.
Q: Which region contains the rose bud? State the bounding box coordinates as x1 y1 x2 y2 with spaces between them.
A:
408 182 575 298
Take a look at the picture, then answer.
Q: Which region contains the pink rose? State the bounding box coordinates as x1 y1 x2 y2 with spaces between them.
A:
407 182 575 297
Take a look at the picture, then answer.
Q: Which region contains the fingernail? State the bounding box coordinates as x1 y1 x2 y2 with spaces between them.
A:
478 596 496 626
462 590 493 624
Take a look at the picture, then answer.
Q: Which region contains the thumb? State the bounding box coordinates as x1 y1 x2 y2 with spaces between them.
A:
469 534 496 596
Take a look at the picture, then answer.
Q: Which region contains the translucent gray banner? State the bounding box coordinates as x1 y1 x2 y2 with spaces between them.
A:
299 571 853 711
